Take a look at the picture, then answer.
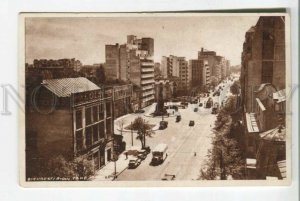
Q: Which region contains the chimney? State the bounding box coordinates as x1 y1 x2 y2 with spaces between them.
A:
201 47 204 52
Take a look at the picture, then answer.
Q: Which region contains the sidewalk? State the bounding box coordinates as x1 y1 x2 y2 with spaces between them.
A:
93 152 129 181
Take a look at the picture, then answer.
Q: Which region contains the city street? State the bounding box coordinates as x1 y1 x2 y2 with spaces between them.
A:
113 80 233 181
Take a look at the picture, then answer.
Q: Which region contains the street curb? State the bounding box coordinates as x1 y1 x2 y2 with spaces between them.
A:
111 166 129 181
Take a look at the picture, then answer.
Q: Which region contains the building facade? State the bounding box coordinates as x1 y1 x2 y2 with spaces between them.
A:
26 77 114 179
240 16 286 180
105 35 155 108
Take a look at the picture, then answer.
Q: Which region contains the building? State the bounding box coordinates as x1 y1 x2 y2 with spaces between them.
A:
26 77 114 179
105 35 155 108
240 16 286 180
161 55 190 91
105 44 121 80
240 16 286 113
198 48 229 82
111 84 133 119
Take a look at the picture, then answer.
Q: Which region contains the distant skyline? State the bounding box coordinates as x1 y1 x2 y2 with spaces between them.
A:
25 16 259 66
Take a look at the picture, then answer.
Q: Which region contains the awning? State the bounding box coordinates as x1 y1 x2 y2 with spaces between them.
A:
273 89 286 103
245 113 260 133
277 160 286 179
259 125 286 142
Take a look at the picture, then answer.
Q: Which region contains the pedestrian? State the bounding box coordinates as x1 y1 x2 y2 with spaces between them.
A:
194 152 197 157
125 152 128 160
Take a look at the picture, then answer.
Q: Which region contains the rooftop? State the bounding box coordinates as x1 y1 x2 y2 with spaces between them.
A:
259 125 286 142
42 77 100 97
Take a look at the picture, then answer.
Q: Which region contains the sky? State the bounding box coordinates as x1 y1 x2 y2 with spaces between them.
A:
25 15 259 66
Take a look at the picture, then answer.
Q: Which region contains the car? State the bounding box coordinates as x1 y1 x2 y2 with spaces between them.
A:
176 115 181 122
134 109 145 114
159 121 168 130
189 120 195 126
161 174 176 181
211 107 218 114
199 103 203 107
194 108 198 112
137 150 148 160
142 146 151 154
128 158 141 169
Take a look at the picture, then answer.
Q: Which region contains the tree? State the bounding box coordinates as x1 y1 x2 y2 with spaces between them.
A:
43 155 95 181
46 155 76 180
200 112 244 180
200 82 245 180
131 117 154 148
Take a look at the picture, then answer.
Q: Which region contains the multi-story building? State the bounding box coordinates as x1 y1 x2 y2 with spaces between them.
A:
105 44 121 80
240 16 286 180
26 77 114 179
105 35 155 108
161 55 190 90
190 59 204 87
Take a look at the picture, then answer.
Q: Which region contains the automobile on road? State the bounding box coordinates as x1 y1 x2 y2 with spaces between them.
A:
176 115 181 122
128 158 141 169
189 120 195 126
159 121 168 130
151 143 168 165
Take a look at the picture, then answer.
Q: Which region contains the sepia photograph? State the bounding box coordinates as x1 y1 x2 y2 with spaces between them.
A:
20 13 291 186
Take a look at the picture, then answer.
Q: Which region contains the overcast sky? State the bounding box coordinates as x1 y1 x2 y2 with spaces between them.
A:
25 16 259 66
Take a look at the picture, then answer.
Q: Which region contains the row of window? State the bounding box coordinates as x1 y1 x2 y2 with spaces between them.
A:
76 118 112 151
75 103 111 129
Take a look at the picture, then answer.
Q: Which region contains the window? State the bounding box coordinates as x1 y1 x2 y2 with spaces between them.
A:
76 130 83 151
86 127 92 148
75 110 82 129
85 107 92 125
93 124 99 142
106 102 111 117
99 104 104 120
92 106 98 123
106 119 112 136
99 121 105 139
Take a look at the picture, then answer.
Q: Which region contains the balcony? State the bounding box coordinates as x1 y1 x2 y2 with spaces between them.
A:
141 62 154 66
143 95 154 102
141 79 155 85
141 68 154 73
142 90 154 97
141 73 154 79
142 85 153 91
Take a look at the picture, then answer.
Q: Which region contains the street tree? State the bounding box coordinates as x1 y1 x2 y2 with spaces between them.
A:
131 117 154 148
44 155 95 181
200 82 245 180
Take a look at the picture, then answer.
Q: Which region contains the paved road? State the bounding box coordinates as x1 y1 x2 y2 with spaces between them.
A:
114 79 234 181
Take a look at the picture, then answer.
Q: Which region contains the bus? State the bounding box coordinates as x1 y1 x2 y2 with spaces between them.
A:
151 143 168 165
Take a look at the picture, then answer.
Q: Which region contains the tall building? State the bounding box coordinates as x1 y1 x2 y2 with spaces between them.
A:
105 44 120 80
240 16 286 113
105 35 155 108
198 48 229 82
240 16 286 180
161 55 190 90
189 59 210 88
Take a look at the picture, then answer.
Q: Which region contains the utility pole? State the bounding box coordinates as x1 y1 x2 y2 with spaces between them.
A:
131 122 133 146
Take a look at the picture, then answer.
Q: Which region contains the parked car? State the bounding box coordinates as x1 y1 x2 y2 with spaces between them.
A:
199 103 203 107
142 146 151 154
189 120 195 126
134 109 145 114
176 115 181 122
137 150 148 160
159 121 168 130
161 174 176 181
194 108 198 112
128 158 141 169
